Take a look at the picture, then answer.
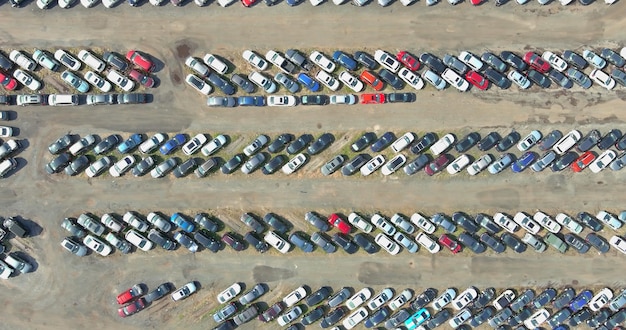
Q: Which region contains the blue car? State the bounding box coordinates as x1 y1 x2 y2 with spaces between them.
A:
238 96 265 107
511 151 536 173
170 213 195 233
332 51 357 71
117 134 144 154
569 290 593 312
160 134 187 155
405 308 430 330
297 73 320 92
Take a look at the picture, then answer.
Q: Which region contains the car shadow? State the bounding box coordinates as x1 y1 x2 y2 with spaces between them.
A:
4 157 27 178
13 250 39 273
16 216 43 237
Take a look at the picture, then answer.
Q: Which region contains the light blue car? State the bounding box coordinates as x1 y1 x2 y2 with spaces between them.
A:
61 71 89 93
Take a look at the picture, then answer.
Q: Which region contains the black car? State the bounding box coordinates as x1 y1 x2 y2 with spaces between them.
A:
341 154 371 176
563 50 588 69
379 69 404 90
443 54 468 75
230 74 255 93
500 51 528 71
611 68 626 87
208 73 235 95
117 93 148 104
481 52 507 73
480 232 505 253
605 309 626 329
549 70 573 89
353 233 377 254
538 130 563 151
287 134 313 154
307 286 332 306
320 307 346 328
194 214 219 232
601 48 626 67
244 231 269 253
263 213 288 234
478 132 502 151
94 134 121 155
576 129 601 152
308 133 333 155
577 212 603 232
48 134 74 154
475 214 502 234
547 308 572 328
64 155 90 176
510 289 535 313
133 156 155 177
262 155 286 175
45 152 71 174
173 158 197 178
365 306 390 328
509 307 533 326
268 134 295 153
484 68 511 89
527 70 551 88
221 154 244 174
301 95 328 106
411 288 437 310
585 233 610 253
496 131 520 152
553 287 575 309
354 51 377 70
103 51 128 71
564 233 590 253
455 132 481 153
144 283 172 303
332 233 357 254
501 233 527 253
469 307 494 327
458 232 486 253
386 92 415 103
411 132 437 154
403 154 430 175
351 132 376 152
587 308 612 328
147 229 177 250
569 307 592 326
452 212 479 233
489 307 513 328
419 53 446 75
551 151 578 172
598 129 622 150
194 230 222 252
425 309 451 329
532 288 557 309
385 309 411 329
371 132 395 152
301 306 325 326
617 135 626 151
473 288 496 309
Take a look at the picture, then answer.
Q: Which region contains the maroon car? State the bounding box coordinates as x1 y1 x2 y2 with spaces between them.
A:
259 302 285 322
424 154 450 176
129 69 155 88
523 52 551 73
221 232 245 251
439 234 462 254
118 298 146 318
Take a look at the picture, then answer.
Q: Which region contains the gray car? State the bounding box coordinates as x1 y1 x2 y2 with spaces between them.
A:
288 232 314 253
274 73 299 93
431 213 456 233
311 232 336 253
328 288 351 307
305 212 330 231
481 52 507 73
285 49 313 71
566 68 592 89
151 158 178 178
64 155 90 176
239 283 266 305
532 151 557 172
207 96 236 107
321 155 346 176
230 74 255 93
48 134 73 154
241 153 266 174
443 54 468 75
342 154 372 176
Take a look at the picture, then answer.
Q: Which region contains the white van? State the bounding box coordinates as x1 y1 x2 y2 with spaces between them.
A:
48 94 78 106
78 50 106 72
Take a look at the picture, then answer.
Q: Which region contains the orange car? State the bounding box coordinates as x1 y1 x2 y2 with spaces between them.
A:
571 151 595 172
360 93 386 105
359 70 384 91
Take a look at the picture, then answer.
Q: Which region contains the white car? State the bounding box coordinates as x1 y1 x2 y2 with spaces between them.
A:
361 155 385 176
589 150 616 173
182 134 207 156
265 50 294 74
374 50 401 73
513 212 541 234
125 229 153 252
309 51 336 73
201 135 227 156
524 308 550 329
171 282 197 301
122 211 149 232
330 94 356 105
346 288 372 310
13 69 40 91
415 232 440 253
433 288 457 311
100 214 123 232
0 260 14 279
467 154 494 176
78 50 105 72
203 54 228 74
55 50 81 71
390 213 415 234
553 130 581 155
555 213 583 234
381 154 406 176
217 283 242 304
542 51 568 72
343 307 368 329
248 71 276 93
493 212 519 234
102 0 123 7
389 289 413 310
442 68 469 92
493 290 516 310
283 286 307 307
9 50 36 71
84 71 112 92
532 211 561 233
109 155 136 177
85 156 112 178
83 235 112 256
398 67 424 90
430 133 455 155
107 70 135 92
185 74 212 95
315 71 340 91
347 213 373 233
518 130 542 151
146 212 172 232
69 135 97 156
508 70 531 89
410 213 436 234
449 308 472 329
371 214 396 236
267 95 296 107
590 288 613 311
338 71 364 92
184 56 210 77
282 153 307 175
58 0 76 8
590 69 616 90
277 306 302 327
596 210 622 230
459 51 484 71
451 287 478 310
264 230 290 253
242 50 268 71
367 288 394 310
375 233 401 255
447 154 470 174
80 0 97 8
391 132 415 153
139 133 166 154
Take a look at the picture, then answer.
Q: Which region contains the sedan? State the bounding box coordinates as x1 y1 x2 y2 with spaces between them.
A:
480 232 505 253
339 71 364 92
511 151 536 173
542 51 568 72
508 70 531 89
527 69 551 88
455 132 480 153
496 131 520 152
13 70 40 91
267 95 296 107
549 70 573 89
61 71 89 93
107 70 134 92
583 50 607 69
85 156 112 178
45 153 71 174
465 70 489 90
589 150 616 173
151 158 178 178
379 69 404 90
524 52 551 73
308 133 333 155
481 52 507 72
159 134 186 155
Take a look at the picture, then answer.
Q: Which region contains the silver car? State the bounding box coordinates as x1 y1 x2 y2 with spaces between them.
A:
151 158 178 178
241 153 266 174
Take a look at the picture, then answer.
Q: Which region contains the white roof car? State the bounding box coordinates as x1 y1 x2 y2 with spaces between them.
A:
398 67 425 90
55 49 81 71
589 69 616 90
0 260 14 279
102 0 123 7
283 286 307 307
242 50 268 71
554 213 583 234
415 232 440 253
125 229 153 252
459 51 484 72
109 155 136 177
182 134 208 156
361 155 385 176
122 211 149 232
532 211 561 233
85 156 112 178
78 50 105 72
217 282 242 304
347 288 372 310
553 130 582 155
13 70 40 91
410 213 436 234
201 134 227 156
330 94 356 105
146 212 172 232
315 71 340 91
518 130 542 151
583 50 607 69
139 133 166 154
493 212 519 234
203 54 228 74
375 233 401 255
49 94 78 107
100 213 123 232
381 154 406 176
277 306 303 326
282 153 307 175
513 212 541 234
430 133 455 155
541 51 568 72
422 69 447 90
267 95 297 107
590 150 616 173
452 287 478 310
248 71 277 93
524 308 550 329
264 230 291 253
172 282 197 301
371 214 397 236
449 308 472 329
391 132 415 153
493 289 516 310
69 134 96 156
36 0 54 8
83 234 112 256
467 154 494 176
590 288 613 311
596 210 622 231
338 71 364 92
367 288 394 310
447 154 470 174
389 289 413 310
185 56 210 77
343 307 368 329
433 288 457 311
442 68 469 92
4 254 32 273
309 51 336 73
374 50 401 73
9 50 36 71
508 70 531 89
390 213 415 234
84 71 112 92
348 212 373 233
107 70 135 92
265 50 295 74
185 74 212 95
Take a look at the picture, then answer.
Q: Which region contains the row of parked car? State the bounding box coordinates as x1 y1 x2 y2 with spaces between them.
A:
0 217 33 279
209 284 626 330
115 281 198 317
0 48 156 93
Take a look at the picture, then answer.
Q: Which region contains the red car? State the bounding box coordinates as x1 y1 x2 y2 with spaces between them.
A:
470 0 482 4
126 50 156 72
0 72 17 91
129 69 155 88
465 71 489 90
396 51 420 71
117 284 145 305
360 93 386 104
424 154 450 176
328 214 351 234
523 52 551 74
118 298 146 318
241 0 258 6
571 151 596 172
359 70 384 91
438 234 462 254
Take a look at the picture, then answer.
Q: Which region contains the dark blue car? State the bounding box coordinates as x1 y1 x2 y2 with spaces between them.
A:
297 73 320 92
511 151 536 173
238 96 265 107
332 51 357 71
371 132 395 152
117 134 144 154
160 134 186 155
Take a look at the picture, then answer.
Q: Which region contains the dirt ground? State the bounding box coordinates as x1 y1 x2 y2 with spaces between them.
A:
2 2 626 330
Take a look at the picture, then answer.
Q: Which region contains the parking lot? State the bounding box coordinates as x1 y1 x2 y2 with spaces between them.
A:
2 3 626 330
